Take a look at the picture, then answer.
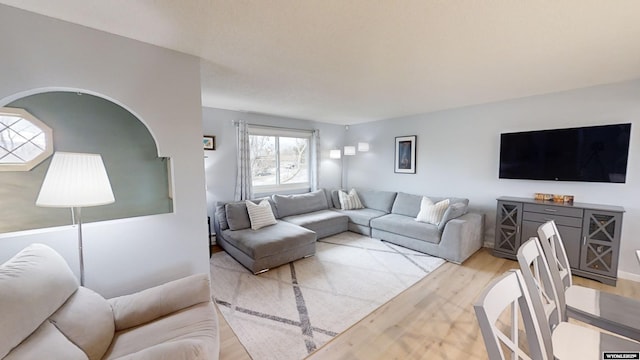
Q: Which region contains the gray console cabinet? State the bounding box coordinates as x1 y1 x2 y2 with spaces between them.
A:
493 196 624 285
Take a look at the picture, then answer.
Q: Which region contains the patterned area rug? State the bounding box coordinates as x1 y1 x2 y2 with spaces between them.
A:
210 232 445 360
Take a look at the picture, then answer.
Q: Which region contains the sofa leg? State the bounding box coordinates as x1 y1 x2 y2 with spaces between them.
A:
254 268 269 275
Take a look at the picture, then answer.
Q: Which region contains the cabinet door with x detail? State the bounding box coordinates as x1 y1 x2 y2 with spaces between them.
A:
580 209 622 278
494 201 523 257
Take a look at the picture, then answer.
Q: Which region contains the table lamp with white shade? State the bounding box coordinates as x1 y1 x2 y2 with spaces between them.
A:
36 152 115 286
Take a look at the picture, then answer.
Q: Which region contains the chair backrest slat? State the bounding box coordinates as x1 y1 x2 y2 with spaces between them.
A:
474 270 551 360
516 237 561 357
537 220 572 288
537 221 572 321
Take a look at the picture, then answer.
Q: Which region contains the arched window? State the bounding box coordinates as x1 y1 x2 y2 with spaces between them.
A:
0 107 53 171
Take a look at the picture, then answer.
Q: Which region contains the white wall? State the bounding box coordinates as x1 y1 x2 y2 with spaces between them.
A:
202 107 345 226
0 5 209 297
346 79 640 279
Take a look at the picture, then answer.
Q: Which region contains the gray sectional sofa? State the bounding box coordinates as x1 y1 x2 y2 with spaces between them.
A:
214 188 484 274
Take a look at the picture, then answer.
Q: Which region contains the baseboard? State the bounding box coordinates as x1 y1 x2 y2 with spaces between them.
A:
618 270 640 283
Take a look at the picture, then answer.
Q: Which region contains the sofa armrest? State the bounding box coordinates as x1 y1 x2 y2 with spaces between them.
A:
108 273 212 331
439 212 485 264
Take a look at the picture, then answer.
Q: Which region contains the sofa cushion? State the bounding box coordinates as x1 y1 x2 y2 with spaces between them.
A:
272 189 328 217
4 321 88 360
246 199 277 230
333 208 387 227
329 189 343 209
49 287 114 360
415 197 450 225
392 192 469 218
225 202 251 230
391 192 423 217
281 210 348 239
371 214 441 244
215 203 229 231
103 302 218 360
355 188 397 213
0 243 79 359
438 202 469 232
337 189 364 210
108 340 213 360
225 198 276 230
221 221 316 259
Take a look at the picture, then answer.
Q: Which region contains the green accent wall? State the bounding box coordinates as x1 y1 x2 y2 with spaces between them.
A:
0 91 172 233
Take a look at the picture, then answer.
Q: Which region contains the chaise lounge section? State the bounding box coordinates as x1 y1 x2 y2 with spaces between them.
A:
214 190 348 274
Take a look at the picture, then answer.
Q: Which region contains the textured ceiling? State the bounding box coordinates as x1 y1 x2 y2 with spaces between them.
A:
2 1 640 124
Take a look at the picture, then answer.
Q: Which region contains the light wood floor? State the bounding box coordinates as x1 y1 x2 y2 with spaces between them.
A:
212 247 640 359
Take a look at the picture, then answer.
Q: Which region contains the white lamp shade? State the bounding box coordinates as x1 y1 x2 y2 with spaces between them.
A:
358 142 370 152
344 146 356 156
36 152 115 207
329 149 341 159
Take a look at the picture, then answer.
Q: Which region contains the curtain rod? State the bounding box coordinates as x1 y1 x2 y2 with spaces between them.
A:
232 120 317 133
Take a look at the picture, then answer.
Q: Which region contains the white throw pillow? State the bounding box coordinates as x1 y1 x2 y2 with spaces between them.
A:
415 197 450 225
245 199 277 230
338 189 364 210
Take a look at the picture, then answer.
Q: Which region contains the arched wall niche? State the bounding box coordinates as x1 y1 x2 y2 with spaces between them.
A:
0 89 173 234
0 87 162 153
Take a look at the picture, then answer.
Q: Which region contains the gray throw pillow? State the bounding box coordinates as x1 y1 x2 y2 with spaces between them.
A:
438 202 468 232
225 202 251 230
215 204 229 230
330 189 344 209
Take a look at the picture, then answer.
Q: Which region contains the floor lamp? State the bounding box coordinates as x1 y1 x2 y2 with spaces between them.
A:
36 152 115 286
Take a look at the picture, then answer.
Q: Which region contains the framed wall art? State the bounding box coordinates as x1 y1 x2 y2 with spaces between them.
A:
203 135 215 150
394 135 416 174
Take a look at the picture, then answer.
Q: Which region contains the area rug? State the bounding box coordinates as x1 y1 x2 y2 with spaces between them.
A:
209 232 445 360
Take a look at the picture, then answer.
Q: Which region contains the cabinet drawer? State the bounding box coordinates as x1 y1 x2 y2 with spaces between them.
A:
522 211 583 228
523 203 583 218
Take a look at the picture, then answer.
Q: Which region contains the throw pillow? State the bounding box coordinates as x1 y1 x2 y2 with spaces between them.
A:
215 204 229 230
338 189 364 210
225 202 252 230
245 199 277 230
415 197 450 225
437 202 469 232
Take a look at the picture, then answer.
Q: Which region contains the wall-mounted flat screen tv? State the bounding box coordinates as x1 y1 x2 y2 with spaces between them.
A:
499 123 631 183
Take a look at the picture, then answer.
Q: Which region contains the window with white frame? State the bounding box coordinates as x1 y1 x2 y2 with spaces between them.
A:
249 126 311 193
0 107 53 171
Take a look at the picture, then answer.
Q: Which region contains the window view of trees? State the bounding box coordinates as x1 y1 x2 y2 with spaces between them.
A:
249 134 309 190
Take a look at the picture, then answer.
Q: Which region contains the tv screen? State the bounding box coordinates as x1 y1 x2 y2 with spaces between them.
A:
499 123 631 183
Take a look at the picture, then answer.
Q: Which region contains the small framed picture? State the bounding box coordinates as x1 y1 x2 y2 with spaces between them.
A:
395 135 416 174
203 135 215 150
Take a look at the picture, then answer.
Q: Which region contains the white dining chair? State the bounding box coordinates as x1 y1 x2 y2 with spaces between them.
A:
538 220 640 341
517 237 640 359
474 270 550 360
515 235 563 330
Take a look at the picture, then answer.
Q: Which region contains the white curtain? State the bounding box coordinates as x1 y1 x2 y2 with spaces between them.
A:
310 129 320 191
234 121 253 200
